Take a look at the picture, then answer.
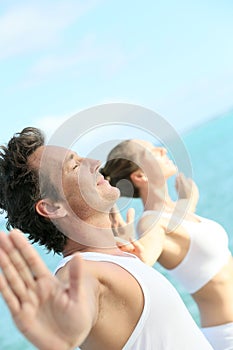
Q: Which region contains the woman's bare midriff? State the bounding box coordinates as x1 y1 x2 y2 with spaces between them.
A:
192 257 233 327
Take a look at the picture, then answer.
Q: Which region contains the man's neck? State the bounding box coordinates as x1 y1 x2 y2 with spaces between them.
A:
60 211 118 254
62 240 126 257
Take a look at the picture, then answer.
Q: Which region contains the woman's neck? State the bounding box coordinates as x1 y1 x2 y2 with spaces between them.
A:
140 183 175 212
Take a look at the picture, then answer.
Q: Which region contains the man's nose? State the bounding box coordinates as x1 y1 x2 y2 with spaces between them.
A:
159 147 167 155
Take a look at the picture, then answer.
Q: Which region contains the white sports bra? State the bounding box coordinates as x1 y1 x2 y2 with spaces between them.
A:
142 211 231 293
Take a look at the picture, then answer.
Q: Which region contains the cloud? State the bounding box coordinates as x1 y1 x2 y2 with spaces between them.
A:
34 103 164 158
34 113 73 140
19 34 130 88
0 0 101 60
154 69 233 132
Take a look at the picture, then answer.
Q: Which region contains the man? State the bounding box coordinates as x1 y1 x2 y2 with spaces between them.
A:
0 127 213 349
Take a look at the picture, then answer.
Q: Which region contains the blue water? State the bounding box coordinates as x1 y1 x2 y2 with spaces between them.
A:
0 110 233 349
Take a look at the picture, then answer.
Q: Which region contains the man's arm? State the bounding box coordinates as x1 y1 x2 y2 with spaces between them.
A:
0 230 99 350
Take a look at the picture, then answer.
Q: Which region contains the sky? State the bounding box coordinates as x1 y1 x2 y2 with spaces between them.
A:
1 0 233 152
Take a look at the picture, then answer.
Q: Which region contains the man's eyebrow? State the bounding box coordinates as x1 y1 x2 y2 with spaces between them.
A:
64 153 75 163
65 152 82 163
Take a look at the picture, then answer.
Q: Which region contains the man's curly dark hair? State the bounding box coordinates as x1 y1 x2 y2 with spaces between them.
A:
0 127 67 254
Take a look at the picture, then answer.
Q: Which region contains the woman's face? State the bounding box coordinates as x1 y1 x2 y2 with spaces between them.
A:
130 139 177 180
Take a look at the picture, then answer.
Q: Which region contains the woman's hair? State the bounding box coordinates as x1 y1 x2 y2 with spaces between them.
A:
100 140 140 198
0 127 67 254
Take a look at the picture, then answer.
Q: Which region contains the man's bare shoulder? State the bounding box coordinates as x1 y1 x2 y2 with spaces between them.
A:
55 254 100 283
54 254 144 349
55 254 142 297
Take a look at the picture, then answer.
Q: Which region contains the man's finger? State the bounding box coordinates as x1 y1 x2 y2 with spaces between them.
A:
126 208 135 224
9 230 49 279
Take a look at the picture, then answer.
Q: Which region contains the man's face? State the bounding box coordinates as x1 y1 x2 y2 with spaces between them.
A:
29 145 120 220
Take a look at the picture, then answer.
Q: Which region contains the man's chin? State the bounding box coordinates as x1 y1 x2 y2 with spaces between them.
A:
115 187 121 198
101 189 120 212
106 184 120 199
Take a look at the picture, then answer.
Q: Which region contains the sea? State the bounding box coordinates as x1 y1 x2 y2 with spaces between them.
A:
0 110 233 349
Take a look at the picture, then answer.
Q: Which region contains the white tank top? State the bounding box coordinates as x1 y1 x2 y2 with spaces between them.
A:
142 211 231 293
54 252 213 349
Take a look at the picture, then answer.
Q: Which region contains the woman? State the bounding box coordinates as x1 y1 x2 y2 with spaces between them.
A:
101 139 233 350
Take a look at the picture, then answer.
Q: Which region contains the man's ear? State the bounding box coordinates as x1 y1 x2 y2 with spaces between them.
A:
130 169 148 186
35 199 67 219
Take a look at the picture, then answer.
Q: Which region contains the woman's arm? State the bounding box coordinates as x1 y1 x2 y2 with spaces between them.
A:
0 230 99 350
118 214 166 266
110 205 135 241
